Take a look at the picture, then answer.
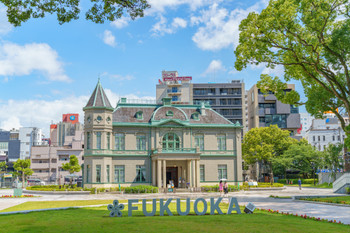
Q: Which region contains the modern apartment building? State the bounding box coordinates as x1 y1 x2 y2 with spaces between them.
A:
0 129 20 162
19 127 43 160
30 114 84 182
192 80 246 129
247 84 301 135
156 71 247 131
83 80 242 190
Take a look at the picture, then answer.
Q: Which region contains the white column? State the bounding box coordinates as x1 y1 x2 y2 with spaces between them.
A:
163 160 166 189
187 160 191 187
152 160 156 186
157 160 161 188
196 160 200 188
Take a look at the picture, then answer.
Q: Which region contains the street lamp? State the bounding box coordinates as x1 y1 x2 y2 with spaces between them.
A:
311 162 316 186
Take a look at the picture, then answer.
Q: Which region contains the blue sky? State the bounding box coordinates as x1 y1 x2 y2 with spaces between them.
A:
0 0 305 136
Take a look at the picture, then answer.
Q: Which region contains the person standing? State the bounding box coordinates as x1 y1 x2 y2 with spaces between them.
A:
219 180 224 196
224 181 228 196
298 178 302 190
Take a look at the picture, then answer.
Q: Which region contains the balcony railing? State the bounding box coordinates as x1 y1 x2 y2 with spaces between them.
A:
85 149 148 156
153 148 197 154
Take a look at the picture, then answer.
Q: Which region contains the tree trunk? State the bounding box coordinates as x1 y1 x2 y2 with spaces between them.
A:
269 162 274 185
22 172 25 189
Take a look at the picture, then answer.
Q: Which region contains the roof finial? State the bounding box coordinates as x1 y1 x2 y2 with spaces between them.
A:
97 73 101 83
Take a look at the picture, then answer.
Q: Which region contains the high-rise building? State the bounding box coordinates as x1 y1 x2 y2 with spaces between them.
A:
247 84 301 135
50 113 83 147
18 127 44 160
0 129 20 162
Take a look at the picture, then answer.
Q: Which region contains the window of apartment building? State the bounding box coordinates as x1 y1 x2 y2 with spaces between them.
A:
217 135 226 151
114 133 125 150
258 90 274 95
114 165 125 183
106 165 110 183
333 135 335 141
290 105 299 113
218 165 227 180
264 115 287 128
96 132 102 149
96 165 101 183
323 136 325 141
220 99 241 105
200 165 205 182
87 132 91 149
136 135 146 151
107 133 110 150
172 95 178 101
0 142 8 150
136 165 146 182
194 88 215 95
259 103 276 109
195 134 204 151
171 87 178 93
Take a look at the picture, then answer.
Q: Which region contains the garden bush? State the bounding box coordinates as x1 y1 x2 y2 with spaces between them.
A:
346 187 350 194
278 179 317 184
123 185 158 194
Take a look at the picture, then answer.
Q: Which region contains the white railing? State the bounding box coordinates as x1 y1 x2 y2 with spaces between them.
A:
333 173 350 193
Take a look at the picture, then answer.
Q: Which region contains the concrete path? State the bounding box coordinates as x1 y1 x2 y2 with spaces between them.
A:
1 187 349 225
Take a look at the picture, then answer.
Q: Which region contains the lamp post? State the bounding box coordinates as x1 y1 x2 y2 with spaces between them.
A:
311 162 316 186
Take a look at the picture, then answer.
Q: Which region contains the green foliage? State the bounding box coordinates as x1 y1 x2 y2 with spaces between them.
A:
0 161 7 174
62 155 81 186
0 0 150 26
278 179 317 185
242 125 296 182
346 187 350 194
234 0 350 140
123 185 158 193
321 143 344 184
14 159 33 188
274 139 322 178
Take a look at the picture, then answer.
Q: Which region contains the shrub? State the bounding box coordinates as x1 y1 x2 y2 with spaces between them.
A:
201 185 239 192
346 187 350 194
123 185 158 194
278 179 317 184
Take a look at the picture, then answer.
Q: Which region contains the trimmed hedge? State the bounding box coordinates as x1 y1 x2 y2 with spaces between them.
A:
123 185 158 194
278 179 317 184
201 182 283 192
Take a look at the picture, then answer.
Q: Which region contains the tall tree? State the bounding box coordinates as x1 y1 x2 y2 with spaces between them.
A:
13 159 34 188
0 0 150 26
322 143 344 184
242 125 297 183
0 161 7 174
62 155 81 186
274 139 322 178
234 0 350 145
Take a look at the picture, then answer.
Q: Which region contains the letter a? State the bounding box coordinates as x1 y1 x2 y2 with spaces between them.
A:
227 197 241 214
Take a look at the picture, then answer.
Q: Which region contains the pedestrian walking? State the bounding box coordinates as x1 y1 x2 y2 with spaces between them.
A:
298 178 302 190
219 180 224 196
224 181 228 196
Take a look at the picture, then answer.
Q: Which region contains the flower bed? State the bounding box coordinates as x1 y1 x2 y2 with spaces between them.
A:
1 195 34 198
258 207 345 225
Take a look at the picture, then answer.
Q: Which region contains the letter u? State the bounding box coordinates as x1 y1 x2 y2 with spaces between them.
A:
176 198 190 216
142 199 157 217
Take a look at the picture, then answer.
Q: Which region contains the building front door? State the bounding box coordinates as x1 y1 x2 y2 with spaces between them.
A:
166 167 178 188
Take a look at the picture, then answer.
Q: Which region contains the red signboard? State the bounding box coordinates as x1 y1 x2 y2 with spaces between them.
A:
163 76 192 81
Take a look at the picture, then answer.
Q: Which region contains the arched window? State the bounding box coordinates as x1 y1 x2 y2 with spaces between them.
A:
166 110 173 117
162 133 180 151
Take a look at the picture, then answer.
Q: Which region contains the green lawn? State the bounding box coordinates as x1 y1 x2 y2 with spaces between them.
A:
0 202 348 232
300 196 350 205
0 200 119 212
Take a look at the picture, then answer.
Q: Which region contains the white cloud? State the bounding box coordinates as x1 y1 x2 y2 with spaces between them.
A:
151 16 187 36
0 90 155 136
0 7 12 36
0 42 70 82
103 30 116 47
192 1 267 51
262 65 285 77
111 16 130 29
203 59 226 76
101 72 134 81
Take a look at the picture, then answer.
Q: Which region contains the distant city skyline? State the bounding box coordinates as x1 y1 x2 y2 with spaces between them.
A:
0 0 306 136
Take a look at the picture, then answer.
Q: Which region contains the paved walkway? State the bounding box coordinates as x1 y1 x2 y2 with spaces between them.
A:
1 187 349 224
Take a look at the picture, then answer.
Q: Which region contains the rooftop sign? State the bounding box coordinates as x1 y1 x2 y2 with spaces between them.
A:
162 71 192 81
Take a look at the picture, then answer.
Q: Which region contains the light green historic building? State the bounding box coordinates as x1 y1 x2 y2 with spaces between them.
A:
83 81 243 190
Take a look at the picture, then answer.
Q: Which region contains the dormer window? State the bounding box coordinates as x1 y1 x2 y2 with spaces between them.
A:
191 112 200 121
166 110 173 117
136 111 143 120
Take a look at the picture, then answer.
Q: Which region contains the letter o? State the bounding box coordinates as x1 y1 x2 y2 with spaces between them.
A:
194 198 207 215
